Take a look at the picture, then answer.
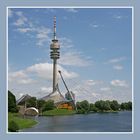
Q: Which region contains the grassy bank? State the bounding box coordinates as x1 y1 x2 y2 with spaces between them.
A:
8 113 37 131
42 109 76 116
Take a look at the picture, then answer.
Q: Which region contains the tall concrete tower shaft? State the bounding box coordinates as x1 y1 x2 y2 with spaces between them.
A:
50 16 60 92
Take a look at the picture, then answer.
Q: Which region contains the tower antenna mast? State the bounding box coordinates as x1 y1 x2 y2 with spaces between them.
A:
53 16 56 40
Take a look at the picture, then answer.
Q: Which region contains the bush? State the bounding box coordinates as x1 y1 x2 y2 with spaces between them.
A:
8 121 19 132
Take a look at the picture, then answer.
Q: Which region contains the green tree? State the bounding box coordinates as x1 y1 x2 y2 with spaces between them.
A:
127 101 132 110
42 100 55 111
89 103 98 112
76 100 90 114
8 90 18 113
80 100 90 112
37 99 46 113
121 101 132 110
26 97 37 108
95 100 104 111
76 102 81 110
110 100 120 111
95 100 111 111
103 101 111 111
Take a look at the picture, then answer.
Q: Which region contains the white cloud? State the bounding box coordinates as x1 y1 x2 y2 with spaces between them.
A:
59 37 73 48
112 13 129 20
85 80 96 86
59 51 92 67
37 30 49 39
17 26 51 47
113 15 123 19
40 86 52 93
113 65 123 70
65 8 78 13
14 12 28 26
26 63 52 79
91 92 100 97
107 57 126 64
110 80 128 87
11 10 51 47
36 27 51 46
90 24 99 28
9 70 27 80
26 62 78 80
105 57 126 70
9 70 35 85
17 28 34 33
18 26 51 46
18 79 35 84
85 80 102 86
90 21 104 29
58 65 79 79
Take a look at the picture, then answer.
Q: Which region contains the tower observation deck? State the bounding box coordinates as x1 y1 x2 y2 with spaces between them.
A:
50 16 60 92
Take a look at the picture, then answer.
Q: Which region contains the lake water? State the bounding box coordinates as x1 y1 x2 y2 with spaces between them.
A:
21 111 132 132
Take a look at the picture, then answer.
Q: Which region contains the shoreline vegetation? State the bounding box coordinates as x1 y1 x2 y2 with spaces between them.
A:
8 113 37 132
8 90 132 132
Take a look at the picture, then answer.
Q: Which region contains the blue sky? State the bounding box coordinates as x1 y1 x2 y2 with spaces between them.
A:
8 8 132 103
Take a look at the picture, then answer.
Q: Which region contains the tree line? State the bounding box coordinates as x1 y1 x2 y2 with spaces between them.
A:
8 90 132 114
76 100 132 114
